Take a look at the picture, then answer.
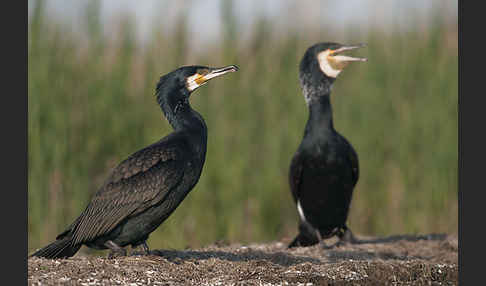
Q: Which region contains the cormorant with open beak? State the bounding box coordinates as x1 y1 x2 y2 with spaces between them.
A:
30 65 238 259
288 43 366 248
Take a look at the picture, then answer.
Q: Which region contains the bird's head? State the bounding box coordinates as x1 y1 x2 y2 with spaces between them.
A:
299 42 367 103
300 42 367 80
156 65 238 97
155 65 238 114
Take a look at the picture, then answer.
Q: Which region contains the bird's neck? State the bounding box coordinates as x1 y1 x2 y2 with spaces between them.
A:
300 70 336 133
160 97 207 136
305 94 335 135
180 107 208 159
164 103 208 162
156 89 208 160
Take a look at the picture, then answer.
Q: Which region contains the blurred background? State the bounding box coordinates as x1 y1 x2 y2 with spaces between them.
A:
28 0 458 255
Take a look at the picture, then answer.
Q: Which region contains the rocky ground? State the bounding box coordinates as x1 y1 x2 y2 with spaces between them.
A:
28 233 458 285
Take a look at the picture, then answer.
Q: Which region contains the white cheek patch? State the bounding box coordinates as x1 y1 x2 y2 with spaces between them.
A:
186 74 205 92
317 50 341 78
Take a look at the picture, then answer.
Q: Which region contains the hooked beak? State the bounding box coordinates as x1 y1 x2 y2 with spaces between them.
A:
203 65 239 81
186 65 239 92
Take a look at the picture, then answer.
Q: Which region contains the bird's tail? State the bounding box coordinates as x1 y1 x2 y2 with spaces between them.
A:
288 222 320 248
29 237 81 259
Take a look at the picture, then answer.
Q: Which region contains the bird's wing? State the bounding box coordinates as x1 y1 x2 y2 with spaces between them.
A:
338 134 359 187
69 136 187 245
289 150 304 203
347 144 360 187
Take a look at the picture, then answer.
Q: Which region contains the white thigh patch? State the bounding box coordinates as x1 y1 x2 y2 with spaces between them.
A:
297 200 307 223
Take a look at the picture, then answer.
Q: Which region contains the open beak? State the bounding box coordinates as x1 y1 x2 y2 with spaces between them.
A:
187 65 239 92
329 43 367 65
317 44 366 78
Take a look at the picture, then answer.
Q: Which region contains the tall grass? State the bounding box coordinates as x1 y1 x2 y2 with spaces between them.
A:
28 1 457 254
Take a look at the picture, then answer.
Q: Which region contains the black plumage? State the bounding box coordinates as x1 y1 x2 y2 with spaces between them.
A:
288 42 366 248
30 65 238 259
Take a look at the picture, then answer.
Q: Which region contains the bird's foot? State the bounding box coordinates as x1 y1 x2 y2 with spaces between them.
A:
131 242 150 256
334 226 359 247
107 248 127 259
315 229 333 250
105 240 127 259
319 240 333 250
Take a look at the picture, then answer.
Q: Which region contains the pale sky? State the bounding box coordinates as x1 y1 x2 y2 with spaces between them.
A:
28 0 457 48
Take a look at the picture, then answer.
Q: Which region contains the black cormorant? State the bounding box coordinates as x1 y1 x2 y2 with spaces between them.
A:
30 65 238 259
288 42 366 248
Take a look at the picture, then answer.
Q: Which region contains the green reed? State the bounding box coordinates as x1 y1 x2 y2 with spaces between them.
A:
28 1 457 254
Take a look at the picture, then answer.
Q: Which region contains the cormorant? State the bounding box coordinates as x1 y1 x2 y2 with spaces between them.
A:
30 65 238 259
288 42 366 248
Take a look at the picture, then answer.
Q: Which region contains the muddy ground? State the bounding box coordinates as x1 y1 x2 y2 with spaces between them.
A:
28 233 458 285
